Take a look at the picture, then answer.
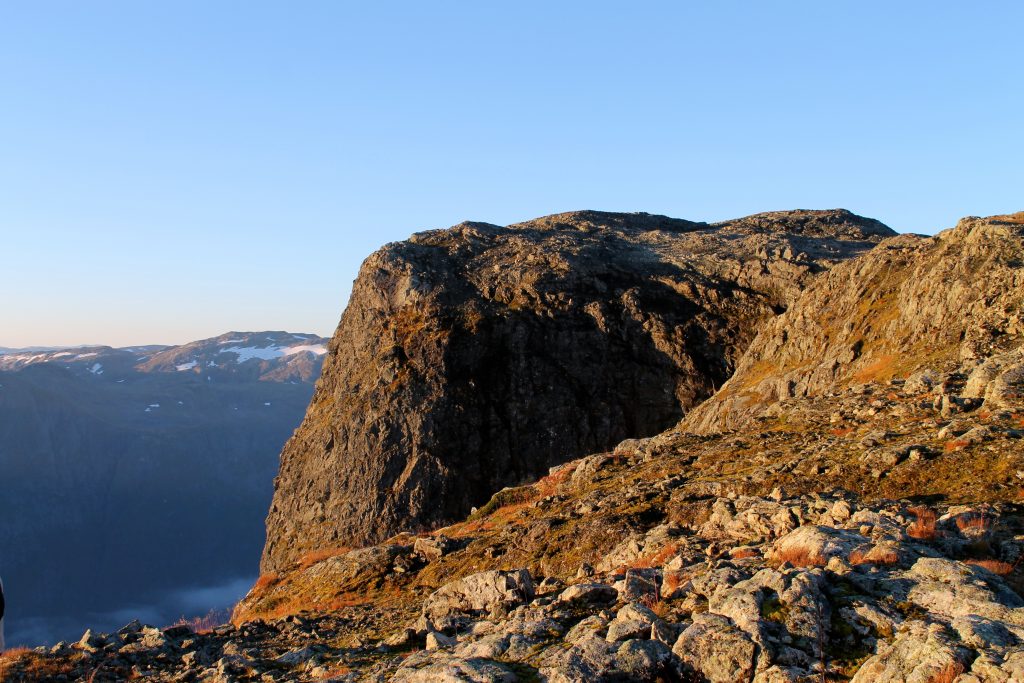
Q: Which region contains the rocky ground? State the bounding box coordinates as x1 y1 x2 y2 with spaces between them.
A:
5 358 1024 681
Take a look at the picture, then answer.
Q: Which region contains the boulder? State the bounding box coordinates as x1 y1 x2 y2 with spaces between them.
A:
422 569 535 631
673 613 758 683
851 622 971 682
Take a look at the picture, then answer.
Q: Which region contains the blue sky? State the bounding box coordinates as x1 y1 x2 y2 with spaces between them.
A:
2 2 1022 347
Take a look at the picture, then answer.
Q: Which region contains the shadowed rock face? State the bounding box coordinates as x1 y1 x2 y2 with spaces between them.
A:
262 209 894 572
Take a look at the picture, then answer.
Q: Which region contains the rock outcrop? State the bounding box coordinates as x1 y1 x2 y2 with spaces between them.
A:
685 212 1024 434
262 209 892 571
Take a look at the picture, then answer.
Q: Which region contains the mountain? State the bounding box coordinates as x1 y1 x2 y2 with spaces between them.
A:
0 346 66 355
261 209 894 572
0 332 327 647
10 210 1024 682
0 331 326 382
684 213 1024 434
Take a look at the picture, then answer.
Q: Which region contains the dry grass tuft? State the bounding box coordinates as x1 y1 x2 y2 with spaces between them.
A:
773 546 825 567
174 608 230 634
0 648 88 679
955 512 992 534
966 559 1015 575
662 571 684 596
296 546 352 572
849 547 899 566
639 586 670 617
907 506 938 540
730 547 760 560
927 661 965 683
252 572 282 595
853 354 898 383
631 543 681 569
536 464 578 497
944 439 971 453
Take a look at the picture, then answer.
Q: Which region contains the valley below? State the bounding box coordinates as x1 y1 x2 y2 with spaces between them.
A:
0 332 327 647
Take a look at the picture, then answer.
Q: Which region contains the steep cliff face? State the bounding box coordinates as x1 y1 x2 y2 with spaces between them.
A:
262 209 893 572
685 212 1024 433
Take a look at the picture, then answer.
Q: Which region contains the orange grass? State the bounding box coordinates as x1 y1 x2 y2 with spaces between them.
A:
966 559 1014 575
907 507 938 540
773 546 825 567
849 547 899 566
296 546 352 572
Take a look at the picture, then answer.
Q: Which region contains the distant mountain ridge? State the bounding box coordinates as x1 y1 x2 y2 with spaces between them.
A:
0 331 328 382
0 346 67 355
0 331 327 647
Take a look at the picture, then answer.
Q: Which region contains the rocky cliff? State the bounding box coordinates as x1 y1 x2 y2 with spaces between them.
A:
262 209 893 572
685 212 1024 434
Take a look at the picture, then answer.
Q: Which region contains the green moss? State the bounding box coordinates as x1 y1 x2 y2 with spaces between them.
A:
760 592 790 623
826 610 880 680
501 659 543 682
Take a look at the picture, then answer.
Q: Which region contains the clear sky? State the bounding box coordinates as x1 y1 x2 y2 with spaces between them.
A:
2 2 1022 347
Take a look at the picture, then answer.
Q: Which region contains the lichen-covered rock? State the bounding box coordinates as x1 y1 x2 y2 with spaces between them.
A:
556 583 617 605
850 621 972 683
421 569 535 631
391 653 522 682
767 525 866 567
605 602 658 642
673 613 758 683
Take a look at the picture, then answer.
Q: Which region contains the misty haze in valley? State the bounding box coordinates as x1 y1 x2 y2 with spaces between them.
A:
0 332 326 646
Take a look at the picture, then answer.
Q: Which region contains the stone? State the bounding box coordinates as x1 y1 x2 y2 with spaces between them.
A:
75 629 105 654
767 525 865 567
673 613 757 683
557 583 617 605
425 631 456 650
851 621 971 682
421 569 535 630
614 638 677 679
392 653 521 682
606 602 658 642
413 534 459 562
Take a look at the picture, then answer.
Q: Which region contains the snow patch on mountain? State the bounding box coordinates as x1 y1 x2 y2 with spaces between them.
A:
219 344 326 362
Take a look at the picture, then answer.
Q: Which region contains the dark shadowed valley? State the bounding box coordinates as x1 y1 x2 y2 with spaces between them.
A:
0 332 326 646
